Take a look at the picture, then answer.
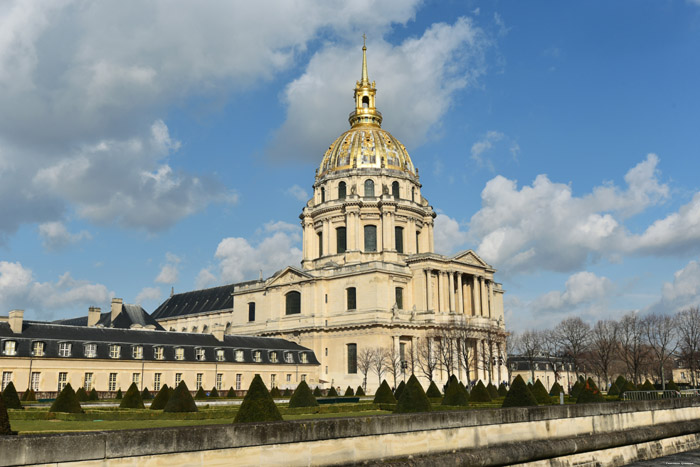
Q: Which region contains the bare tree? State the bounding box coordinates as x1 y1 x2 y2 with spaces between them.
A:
539 329 563 384
505 331 520 385
677 307 700 388
455 327 476 385
371 347 388 386
435 329 457 378
519 330 542 383
617 312 647 385
357 347 374 392
644 313 678 389
416 336 439 382
385 344 402 388
589 319 618 389
481 328 498 384
554 317 591 377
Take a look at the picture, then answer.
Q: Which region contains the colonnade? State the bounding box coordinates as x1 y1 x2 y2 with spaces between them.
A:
424 269 493 317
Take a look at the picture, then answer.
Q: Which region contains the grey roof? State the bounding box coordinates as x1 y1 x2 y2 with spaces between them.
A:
151 284 237 320
54 304 165 331
0 321 318 365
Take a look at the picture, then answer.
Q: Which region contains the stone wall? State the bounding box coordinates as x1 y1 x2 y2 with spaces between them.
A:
2 398 700 466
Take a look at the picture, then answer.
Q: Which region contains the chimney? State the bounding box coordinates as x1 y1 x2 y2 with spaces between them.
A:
111 298 123 323
88 307 101 327
9 309 24 334
212 323 225 342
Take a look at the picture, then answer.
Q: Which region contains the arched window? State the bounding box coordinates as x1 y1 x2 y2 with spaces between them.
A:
320 187 325 203
336 227 346 253
338 181 346 200
392 181 400 199
248 302 255 322
285 291 301 315
362 96 369 108
347 287 356 310
395 226 404 253
364 179 374 197
364 225 377 252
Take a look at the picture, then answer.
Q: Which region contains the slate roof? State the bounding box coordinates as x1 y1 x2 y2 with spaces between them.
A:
53 304 165 331
151 283 239 320
0 321 318 365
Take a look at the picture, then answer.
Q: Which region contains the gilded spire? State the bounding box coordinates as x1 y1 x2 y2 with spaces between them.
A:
361 34 369 84
350 39 382 128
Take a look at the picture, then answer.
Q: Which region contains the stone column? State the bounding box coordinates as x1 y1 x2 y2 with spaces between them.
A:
407 219 416 254
347 212 355 251
426 270 433 311
448 272 455 312
322 219 330 256
456 274 464 314
437 271 445 313
302 217 313 261
480 277 487 317
488 280 494 319
472 275 481 317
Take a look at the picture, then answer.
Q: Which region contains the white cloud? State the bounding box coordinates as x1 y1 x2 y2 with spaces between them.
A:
38 221 91 251
433 213 469 255
630 192 700 255
531 271 613 312
0 261 111 318
155 252 181 284
645 259 700 315
269 16 491 161
471 130 504 170
286 185 309 202
135 286 161 305
195 268 218 290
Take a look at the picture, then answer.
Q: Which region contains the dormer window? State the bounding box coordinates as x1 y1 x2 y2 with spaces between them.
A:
3 340 16 356
269 351 278 363
216 349 225 362
132 345 143 359
235 350 244 362
84 343 97 358
32 341 45 357
195 348 206 361
154 346 164 360
109 345 121 359
175 347 184 360
299 352 308 364
284 352 294 364
253 350 262 363
58 342 72 357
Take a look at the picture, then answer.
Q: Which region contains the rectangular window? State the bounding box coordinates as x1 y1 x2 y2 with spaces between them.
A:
175 348 184 360
109 345 121 359
154 347 164 360
336 227 346 253
3 341 16 356
196 373 203 389
347 287 356 310
286 374 291 382
132 346 143 359
108 373 117 391
31 372 40 391
235 374 242 391
32 341 45 356
253 350 262 363
175 373 182 386
58 372 68 392
416 232 420 253
347 344 357 374
395 287 404 310
325 366 328 373
1 372 11 390
248 302 255 322
83 373 93 390
235 350 244 362
301 374 306 382
216 349 225 362
285 291 301 315
364 225 377 252
216 373 223 391
395 226 404 253
195 348 206 361
400 342 406 362
270 374 276 388
154 373 162 392
58 342 72 357
269 351 278 363
84 343 97 358
318 232 323 257
325 348 328 356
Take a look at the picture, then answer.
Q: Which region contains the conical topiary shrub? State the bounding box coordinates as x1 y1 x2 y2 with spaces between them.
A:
395 374 431 413
50 383 83 413
119 382 145 409
209 387 219 398
283 388 292 397
226 386 237 398
75 387 89 402
548 381 564 397
607 382 620 396
531 379 552 404
570 380 583 398
89 388 99 401
327 386 339 397
442 379 469 406
194 386 207 400
486 382 499 399
288 380 319 408
234 374 282 423
666 379 679 391
149 384 171 410
21 388 36 402
0 393 17 435
1 382 22 410
469 380 492 402
356 385 365 396
497 382 508 397
394 380 406 400
269 386 282 398
613 375 627 391
141 387 153 400
344 386 354 396
576 378 605 404
619 380 637 399
373 380 397 404
164 381 198 413
115 388 123 399
426 380 442 398
502 375 538 408
641 380 655 391
313 386 323 397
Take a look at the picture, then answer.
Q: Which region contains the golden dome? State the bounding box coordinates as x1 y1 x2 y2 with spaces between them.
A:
318 43 416 179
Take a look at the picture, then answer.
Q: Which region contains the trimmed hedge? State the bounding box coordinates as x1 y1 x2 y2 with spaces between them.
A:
0 393 17 435
50 383 83 413
288 380 318 408
1 382 22 410
344 386 354 397
269 386 282 398
313 386 323 397
21 388 36 402
531 379 552 404
619 380 637 398
426 381 442 398
373 380 396 404
115 388 123 400
497 382 508 397
486 382 499 399
89 388 99 401
327 386 339 397
469 381 492 402
549 381 564 397
502 375 537 408
576 378 605 404
75 387 89 402
119 382 145 409
394 374 431 413
355 385 365 396
394 380 406 400
194 386 207 400
141 387 153 400
149 384 172 410
607 382 620 396
613 375 627 391
226 386 237 398
209 387 219 398
442 379 469 406
164 381 198 413
234 374 282 423
570 380 583 398
641 380 655 391
283 388 292 397
666 379 680 391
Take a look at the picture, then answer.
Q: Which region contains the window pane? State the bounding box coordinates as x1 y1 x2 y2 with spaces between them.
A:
364 225 377 252
347 344 357 374
338 182 346 200
336 227 346 253
318 232 323 257
364 179 374 197
285 291 301 315
347 287 356 310
392 181 400 198
395 227 404 253
395 287 403 309
248 302 255 322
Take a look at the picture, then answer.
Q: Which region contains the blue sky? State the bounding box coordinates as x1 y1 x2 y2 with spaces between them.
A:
1 1 699 331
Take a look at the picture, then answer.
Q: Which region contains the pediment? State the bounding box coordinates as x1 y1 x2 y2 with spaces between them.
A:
266 266 313 286
452 250 489 268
